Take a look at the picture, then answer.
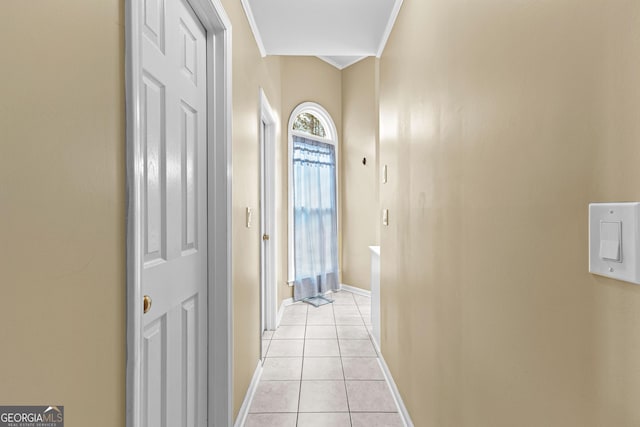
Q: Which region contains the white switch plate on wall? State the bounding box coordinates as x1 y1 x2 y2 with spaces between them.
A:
589 202 640 284
246 207 252 228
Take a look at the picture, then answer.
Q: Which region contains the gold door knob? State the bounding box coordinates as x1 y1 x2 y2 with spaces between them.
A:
263 234 270 241
143 295 152 314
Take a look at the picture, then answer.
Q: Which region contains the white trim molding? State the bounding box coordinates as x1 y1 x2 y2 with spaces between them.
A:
240 0 267 57
340 283 371 297
316 55 367 70
376 0 404 58
378 353 415 427
233 360 263 427
259 89 278 332
206 2 234 423
124 2 142 425
125 0 233 425
277 297 295 328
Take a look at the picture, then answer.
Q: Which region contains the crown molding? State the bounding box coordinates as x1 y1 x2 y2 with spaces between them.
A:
377 0 404 58
240 0 267 57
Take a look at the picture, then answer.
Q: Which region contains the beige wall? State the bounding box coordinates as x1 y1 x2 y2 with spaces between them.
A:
279 56 343 302
226 51 344 416
225 49 344 416
379 0 640 426
0 0 286 422
341 58 380 290
0 0 126 425
219 0 284 419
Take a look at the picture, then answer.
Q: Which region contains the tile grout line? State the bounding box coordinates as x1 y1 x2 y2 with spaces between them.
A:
253 292 388 426
353 295 377 358
333 296 354 427
351 291 376 425
295 302 309 427
273 292 379 426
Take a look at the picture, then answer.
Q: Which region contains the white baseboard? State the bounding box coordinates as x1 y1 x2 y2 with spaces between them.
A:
233 360 263 427
378 352 414 427
276 297 294 327
340 283 371 297
370 328 381 354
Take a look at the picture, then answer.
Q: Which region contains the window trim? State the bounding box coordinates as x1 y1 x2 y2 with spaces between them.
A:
287 102 339 284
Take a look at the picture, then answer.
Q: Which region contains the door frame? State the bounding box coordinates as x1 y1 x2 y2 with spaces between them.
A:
259 89 277 334
125 0 233 425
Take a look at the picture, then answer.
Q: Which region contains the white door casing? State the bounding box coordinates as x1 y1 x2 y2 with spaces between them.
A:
126 0 232 425
259 89 277 333
260 118 267 336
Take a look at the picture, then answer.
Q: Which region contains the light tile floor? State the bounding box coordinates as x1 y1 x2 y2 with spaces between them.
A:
246 290 404 427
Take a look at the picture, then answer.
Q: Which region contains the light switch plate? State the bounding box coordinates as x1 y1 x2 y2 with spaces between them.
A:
382 165 388 184
382 209 389 226
589 202 640 284
246 207 252 228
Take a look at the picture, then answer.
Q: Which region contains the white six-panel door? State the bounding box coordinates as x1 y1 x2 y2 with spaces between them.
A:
140 0 208 424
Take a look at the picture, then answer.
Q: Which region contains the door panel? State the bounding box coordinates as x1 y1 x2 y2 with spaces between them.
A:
143 0 165 53
142 74 166 265
181 296 198 426
180 102 198 254
140 0 208 424
142 317 166 427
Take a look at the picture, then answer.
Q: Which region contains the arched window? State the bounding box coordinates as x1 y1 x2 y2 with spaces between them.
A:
288 102 339 305
292 112 326 138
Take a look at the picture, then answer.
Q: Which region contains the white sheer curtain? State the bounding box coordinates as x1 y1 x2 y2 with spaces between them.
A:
292 135 339 301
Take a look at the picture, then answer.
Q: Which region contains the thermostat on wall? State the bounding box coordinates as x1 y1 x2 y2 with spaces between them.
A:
589 202 640 284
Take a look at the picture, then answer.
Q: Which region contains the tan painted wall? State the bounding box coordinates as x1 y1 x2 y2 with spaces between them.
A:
226 51 343 417
219 0 284 419
278 57 343 302
0 0 126 424
225 52 343 417
0 0 285 422
379 0 640 426
341 58 380 290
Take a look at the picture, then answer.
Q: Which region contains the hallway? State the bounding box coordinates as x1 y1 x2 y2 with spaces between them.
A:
244 291 403 427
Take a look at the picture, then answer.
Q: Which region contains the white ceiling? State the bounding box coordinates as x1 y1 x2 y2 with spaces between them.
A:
241 0 404 70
